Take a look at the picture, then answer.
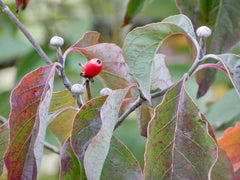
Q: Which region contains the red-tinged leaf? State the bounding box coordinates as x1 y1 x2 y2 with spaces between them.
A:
0 122 8 176
218 121 240 172
101 136 142 180
122 0 146 27
144 74 218 179
60 138 83 180
217 54 240 96
70 96 107 165
49 90 77 113
66 42 136 89
212 148 235 180
176 0 240 98
123 14 198 102
84 89 128 180
3 63 57 179
72 31 100 48
48 107 78 145
16 0 30 13
63 31 100 60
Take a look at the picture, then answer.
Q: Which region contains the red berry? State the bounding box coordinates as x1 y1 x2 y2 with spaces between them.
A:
83 58 103 78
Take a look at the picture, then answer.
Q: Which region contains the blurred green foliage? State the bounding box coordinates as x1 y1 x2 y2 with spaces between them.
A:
1 0 240 179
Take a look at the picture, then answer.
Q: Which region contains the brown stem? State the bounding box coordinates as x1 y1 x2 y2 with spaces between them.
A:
86 80 92 100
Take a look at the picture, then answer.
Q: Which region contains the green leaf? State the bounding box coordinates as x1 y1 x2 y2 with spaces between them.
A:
211 148 235 180
70 96 107 178
123 14 197 102
60 138 83 180
176 0 240 98
84 89 127 180
0 122 8 176
217 54 240 96
144 74 218 179
101 136 142 180
122 0 146 27
49 89 77 113
3 63 57 179
48 107 78 145
206 89 240 128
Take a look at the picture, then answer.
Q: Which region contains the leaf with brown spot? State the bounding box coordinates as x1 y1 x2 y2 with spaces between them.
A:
144 74 218 179
3 63 57 179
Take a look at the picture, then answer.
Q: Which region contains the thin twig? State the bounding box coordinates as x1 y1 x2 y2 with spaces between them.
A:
0 1 52 65
114 96 145 130
44 142 60 155
0 1 75 98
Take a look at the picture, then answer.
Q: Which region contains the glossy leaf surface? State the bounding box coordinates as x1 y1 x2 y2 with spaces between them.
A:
84 89 127 180
3 63 57 179
123 14 197 102
144 74 218 179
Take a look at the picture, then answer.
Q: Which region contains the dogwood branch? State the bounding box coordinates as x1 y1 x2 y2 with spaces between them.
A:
0 1 52 65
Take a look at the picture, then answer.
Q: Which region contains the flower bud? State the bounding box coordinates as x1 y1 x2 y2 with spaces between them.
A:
196 26 212 38
100 88 112 96
50 36 64 47
71 84 85 94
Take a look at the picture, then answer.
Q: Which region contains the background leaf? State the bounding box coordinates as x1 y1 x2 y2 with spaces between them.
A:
122 0 146 27
3 63 57 179
0 122 8 176
144 75 218 179
101 136 142 180
176 0 240 98
49 90 77 114
84 89 127 180
123 14 197 102
205 89 240 128
218 121 240 172
48 107 78 145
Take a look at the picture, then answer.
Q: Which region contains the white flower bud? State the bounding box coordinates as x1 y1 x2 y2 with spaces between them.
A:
71 84 85 94
196 26 212 38
100 88 112 96
50 36 64 47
